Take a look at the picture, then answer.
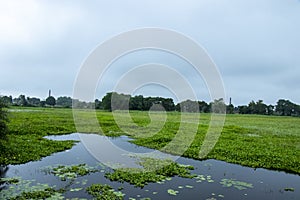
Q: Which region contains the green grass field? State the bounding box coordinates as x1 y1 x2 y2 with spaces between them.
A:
1 107 299 175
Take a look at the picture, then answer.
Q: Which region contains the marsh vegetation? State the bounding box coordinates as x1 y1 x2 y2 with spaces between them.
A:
0 107 299 199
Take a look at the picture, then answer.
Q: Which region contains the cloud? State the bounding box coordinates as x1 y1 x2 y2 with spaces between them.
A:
0 0 83 46
0 0 300 105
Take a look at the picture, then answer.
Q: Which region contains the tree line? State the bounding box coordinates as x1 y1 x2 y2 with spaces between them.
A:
0 92 300 117
0 95 94 109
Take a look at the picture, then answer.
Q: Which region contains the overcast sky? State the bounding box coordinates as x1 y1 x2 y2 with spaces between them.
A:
0 0 299 105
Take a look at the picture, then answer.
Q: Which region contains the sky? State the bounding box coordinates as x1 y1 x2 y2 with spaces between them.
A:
0 0 299 105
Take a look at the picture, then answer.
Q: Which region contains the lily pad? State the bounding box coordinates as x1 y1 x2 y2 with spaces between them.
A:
167 189 179 196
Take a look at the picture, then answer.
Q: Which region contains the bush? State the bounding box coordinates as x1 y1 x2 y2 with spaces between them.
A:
0 99 9 137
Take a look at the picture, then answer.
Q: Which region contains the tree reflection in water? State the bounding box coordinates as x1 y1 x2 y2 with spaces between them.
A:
0 165 9 190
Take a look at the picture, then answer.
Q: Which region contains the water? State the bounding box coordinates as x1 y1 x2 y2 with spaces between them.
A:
1 133 299 199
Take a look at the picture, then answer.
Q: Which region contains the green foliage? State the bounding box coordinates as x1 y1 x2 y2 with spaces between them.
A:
276 99 300 116
86 184 125 200
284 188 295 192
0 177 63 200
0 177 19 184
7 107 76 135
0 134 75 165
129 113 300 174
46 96 56 106
56 96 72 108
10 188 58 200
50 164 98 181
105 157 195 188
0 95 13 105
0 99 9 138
167 189 179 195
3 107 300 174
101 92 176 111
26 97 41 107
220 178 253 190
14 95 28 106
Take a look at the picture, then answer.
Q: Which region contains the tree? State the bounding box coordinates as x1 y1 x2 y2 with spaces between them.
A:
130 95 144 110
56 96 72 108
275 99 299 116
198 101 210 113
237 105 249 114
0 99 9 138
161 98 175 111
211 98 226 114
27 97 41 107
95 99 102 109
102 92 113 111
111 93 130 110
226 104 234 114
266 105 274 115
0 96 12 105
246 100 268 115
177 100 199 113
13 95 28 106
46 96 56 106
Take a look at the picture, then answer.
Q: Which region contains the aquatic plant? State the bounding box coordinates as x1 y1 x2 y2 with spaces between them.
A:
284 187 294 192
86 184 125 200
50 164 98 181
4 107 300 175
167 189 179 195
10 188 62 200
220 178 253 190
105 157 195 187
0 177 63 200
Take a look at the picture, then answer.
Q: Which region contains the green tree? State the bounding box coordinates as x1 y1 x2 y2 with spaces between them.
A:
46 96 56 106
102 92 113 111
226 104 234 114
161 98 175 111
275 99 299 116
27 97 41 107
130 95 144 110
211 98 226 113
111 93 130 110
56 96 72 108
0 96 12 105
0 99 9 138
95 99 102 109
237 105 249 114
198 101 210 113
247 100 267 115
266 105 274 115
178 100 199 113
13 95 28 106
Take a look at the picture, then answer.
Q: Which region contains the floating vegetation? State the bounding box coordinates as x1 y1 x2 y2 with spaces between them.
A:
185 185 194 188
105 157 195 187
220 178 253 190
10 188 63 200
0 177 63 200
70 187 83 192
207 193 224 199
81 179 88 186
284 187 295 192
167 189 179 195
194 174 214 183
0 177 19 184
86 184 125 200
50 164 98 181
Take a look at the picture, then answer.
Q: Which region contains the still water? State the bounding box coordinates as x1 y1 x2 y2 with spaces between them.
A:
1 133 299 199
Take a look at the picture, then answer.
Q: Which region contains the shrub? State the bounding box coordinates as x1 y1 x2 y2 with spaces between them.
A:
0 99 9 138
